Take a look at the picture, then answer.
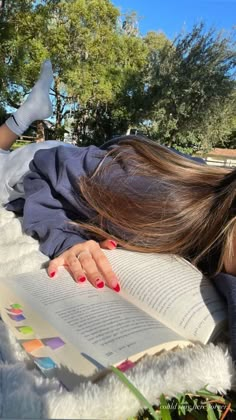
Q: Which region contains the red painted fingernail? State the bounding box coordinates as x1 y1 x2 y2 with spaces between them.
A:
113 283 121 292
49 271 56 278
96 279 105 288
76 276 86 283
109 240 117 248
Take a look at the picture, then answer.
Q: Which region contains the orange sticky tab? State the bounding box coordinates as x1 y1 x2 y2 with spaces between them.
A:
22 339 44 353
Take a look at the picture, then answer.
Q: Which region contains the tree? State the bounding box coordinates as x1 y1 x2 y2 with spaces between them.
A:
110 31 170 138
2 5 234 152
214 98 236 149
0 0 39 109
131 24 236 152
0 0 149 143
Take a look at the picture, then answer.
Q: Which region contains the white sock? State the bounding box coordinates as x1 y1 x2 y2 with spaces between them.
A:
6 60 54 136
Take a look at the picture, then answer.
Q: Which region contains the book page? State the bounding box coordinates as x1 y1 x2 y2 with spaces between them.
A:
101 249 227 342
0 269 187 369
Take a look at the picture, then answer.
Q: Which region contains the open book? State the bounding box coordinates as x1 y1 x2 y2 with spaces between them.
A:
0 249 227 390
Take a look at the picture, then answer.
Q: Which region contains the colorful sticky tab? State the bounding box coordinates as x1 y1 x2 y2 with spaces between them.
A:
34 357 57 371
43 337 65 350
116 360 136 372
22 339 43 353
18 326 34 335
11 304 22 309
8 308 23 315
8 314 25 322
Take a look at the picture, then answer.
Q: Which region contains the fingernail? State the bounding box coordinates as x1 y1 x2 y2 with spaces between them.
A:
49 271 56 278
96 279 105 288
113 283 121 292
76 276 86 283
109 240 117 248
111 279 120 292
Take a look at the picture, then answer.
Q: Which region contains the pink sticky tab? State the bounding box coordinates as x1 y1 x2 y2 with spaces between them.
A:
116 360 135 372
9 308 23 315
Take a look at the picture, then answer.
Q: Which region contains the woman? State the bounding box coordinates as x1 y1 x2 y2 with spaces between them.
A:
1 61 236 294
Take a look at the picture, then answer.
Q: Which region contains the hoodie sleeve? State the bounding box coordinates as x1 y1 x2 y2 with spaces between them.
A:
22 145 106 259
213 272 236 361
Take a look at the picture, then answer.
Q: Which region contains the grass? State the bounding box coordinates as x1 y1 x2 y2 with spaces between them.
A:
132 390 236 419
10 141 34 151
112 367 236 419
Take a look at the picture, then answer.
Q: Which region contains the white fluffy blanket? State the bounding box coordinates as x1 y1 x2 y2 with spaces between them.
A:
0 206 235 419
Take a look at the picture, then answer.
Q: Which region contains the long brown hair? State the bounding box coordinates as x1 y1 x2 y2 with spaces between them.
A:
74 135 236 276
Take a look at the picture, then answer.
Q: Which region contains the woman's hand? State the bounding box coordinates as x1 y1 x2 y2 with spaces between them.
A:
47 239 120 292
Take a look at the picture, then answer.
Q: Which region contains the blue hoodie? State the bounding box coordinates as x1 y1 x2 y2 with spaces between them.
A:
6 138 205 258
10 144 109 258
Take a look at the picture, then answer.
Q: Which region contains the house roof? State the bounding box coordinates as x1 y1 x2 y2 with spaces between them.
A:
206 148 236 158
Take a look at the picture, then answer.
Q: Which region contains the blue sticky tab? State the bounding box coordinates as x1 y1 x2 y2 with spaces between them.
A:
8 314 26 321
34 357 57 371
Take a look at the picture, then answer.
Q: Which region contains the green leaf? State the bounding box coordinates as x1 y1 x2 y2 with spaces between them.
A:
178 403 187 416
215 403 223 418
175 393 183 402
177 394 188 416
197 389 225 403
206 403 217 420
110 365 161 420
159 394 172 420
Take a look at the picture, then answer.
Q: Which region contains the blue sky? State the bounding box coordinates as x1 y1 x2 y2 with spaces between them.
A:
112 0 236 39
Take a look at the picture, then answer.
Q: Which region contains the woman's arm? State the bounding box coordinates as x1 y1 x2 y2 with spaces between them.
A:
22 144 120 291
22 144 105 256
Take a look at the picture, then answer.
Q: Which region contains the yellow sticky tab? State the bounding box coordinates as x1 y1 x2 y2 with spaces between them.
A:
18 326 34 335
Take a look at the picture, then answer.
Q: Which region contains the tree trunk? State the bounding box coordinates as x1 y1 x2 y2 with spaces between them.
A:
54 76 63 139
36 121 45 142
0 0 5 13
168 134 175 148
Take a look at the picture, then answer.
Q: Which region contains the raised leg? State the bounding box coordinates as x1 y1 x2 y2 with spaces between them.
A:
0 124 18 151
0 60 54 151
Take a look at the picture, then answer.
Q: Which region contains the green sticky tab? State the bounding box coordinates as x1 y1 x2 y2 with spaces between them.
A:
18 326 34 335
11 304 22 309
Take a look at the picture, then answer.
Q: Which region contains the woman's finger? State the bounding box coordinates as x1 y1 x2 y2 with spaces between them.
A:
64 263 87 284
47 255 65 278
76 250 106 289
46 240 120 292
91 248 120 292
99 239 117 250
66 253 87 283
